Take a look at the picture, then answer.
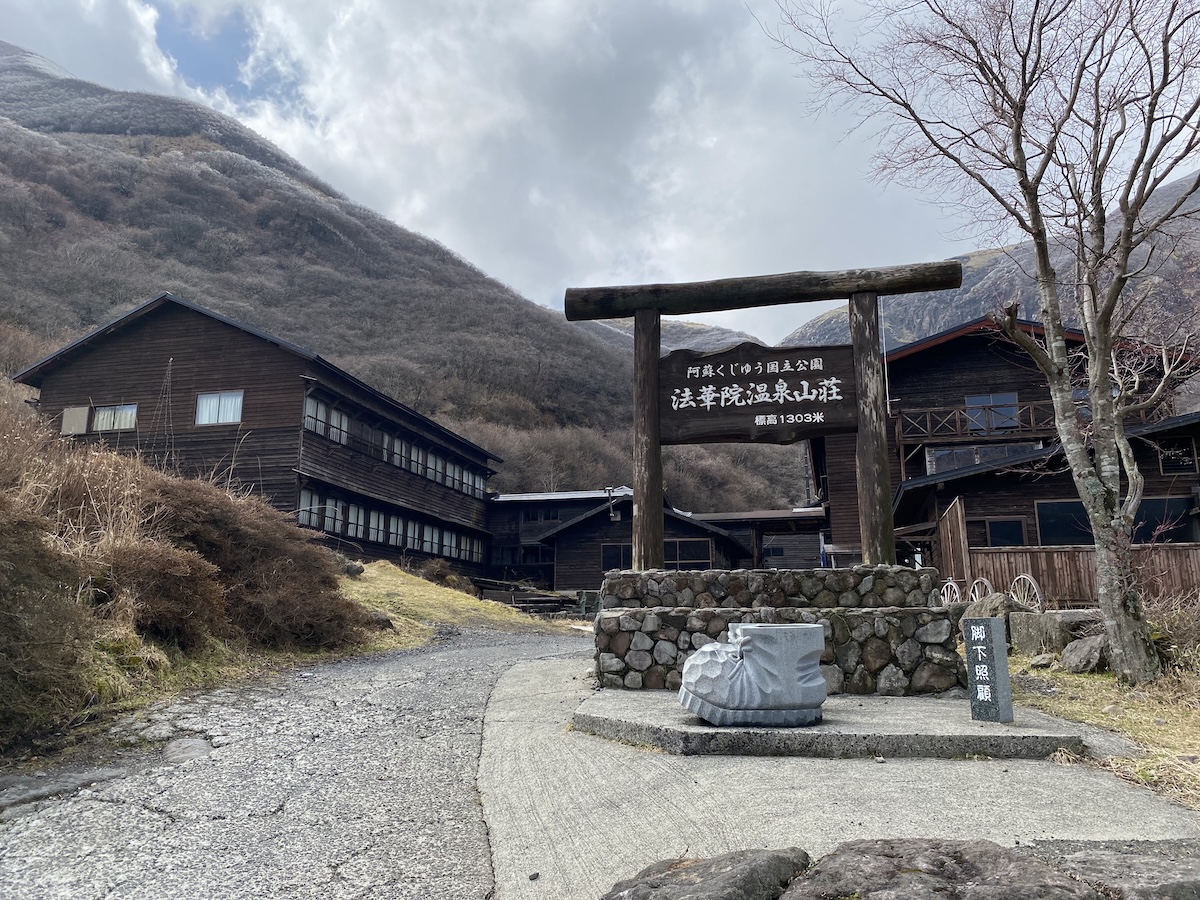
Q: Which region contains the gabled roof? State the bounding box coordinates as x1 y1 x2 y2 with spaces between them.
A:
885 315 1085 364
12 291 502 465
892 409 1200 518
533 495 752 557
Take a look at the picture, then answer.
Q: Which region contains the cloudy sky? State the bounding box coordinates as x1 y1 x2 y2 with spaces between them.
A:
2 0 976 341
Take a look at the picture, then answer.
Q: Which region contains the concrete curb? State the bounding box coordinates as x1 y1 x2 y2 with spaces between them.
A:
572 690 1089 759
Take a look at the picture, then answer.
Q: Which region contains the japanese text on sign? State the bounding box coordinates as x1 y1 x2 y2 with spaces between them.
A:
659 343 857 445
963 617 1013 723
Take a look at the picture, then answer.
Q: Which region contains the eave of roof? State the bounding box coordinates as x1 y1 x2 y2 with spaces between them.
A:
534 496 751 557
12 292 503 465
492 487 633 503
884 315 1086 364
891 408 1200 512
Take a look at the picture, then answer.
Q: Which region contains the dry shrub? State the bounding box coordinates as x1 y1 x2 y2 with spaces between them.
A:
416 557 479 596
0 496 95 749
146 474 369 648
102 539 226 649
1144 591 1200 672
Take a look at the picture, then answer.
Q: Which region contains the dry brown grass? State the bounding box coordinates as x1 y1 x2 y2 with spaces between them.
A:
1012 656 1200 810
338 560 561 653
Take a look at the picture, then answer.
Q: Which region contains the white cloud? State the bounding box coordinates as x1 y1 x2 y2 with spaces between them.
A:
0 0 975 342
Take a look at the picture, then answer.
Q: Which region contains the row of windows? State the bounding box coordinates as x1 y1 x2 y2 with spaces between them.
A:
304 396 488 499
297 489 485 563
971 496 1198 547
63 391 244 435
601 539 713 572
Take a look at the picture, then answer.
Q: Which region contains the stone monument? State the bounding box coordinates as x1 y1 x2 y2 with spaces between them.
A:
678 623 827 726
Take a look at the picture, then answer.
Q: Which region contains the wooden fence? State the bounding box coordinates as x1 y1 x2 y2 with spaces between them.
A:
966 544 1200 605
937 495 1200 604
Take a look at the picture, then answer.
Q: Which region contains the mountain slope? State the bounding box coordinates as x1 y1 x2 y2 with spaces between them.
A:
0 40 811 511
783 179 1200 349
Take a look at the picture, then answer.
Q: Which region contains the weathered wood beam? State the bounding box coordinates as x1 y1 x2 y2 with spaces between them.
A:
849 291 896 565
564 261 962 321
632 308 665 570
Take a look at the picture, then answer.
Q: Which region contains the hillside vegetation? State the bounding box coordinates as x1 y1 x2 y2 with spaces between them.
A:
0 377 369 749
0 40 811 511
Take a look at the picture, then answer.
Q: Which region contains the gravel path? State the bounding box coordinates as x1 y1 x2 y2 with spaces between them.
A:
0 628 591 900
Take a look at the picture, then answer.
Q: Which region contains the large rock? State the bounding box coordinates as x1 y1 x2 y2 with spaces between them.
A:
1049 849 1200 899
782 839 1101 899
962 593 1034 638
1062 635 1110 673
1011 609 1105 655
599 847 810 900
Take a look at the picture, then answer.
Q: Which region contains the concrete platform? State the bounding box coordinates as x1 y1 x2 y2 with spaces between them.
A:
481 658 1198 900
572 689 1134 759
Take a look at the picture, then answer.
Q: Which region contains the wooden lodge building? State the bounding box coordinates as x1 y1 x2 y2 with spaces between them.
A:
813 318 1200 593
13 293 499 576
16 295 1197 600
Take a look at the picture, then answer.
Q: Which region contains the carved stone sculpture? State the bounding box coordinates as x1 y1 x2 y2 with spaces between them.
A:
678 623 827 726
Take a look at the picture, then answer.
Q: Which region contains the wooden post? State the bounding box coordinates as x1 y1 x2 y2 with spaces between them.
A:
633 308 664 569
849 291 896 565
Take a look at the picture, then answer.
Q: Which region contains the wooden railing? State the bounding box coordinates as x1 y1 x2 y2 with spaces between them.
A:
895 400 1165 444
966 543 1200 604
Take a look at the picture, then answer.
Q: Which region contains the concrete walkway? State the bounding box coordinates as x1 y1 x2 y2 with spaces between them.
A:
478 657 1200 900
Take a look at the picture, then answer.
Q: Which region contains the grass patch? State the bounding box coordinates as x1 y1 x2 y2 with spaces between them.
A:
1011 655 1200 810
338 560 563 652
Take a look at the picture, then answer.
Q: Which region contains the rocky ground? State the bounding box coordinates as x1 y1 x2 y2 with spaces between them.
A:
0 628 591 900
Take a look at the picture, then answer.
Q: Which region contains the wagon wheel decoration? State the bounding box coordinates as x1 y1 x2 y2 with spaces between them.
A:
967 577 995 603
1009 573 1044 612
939 581 962 604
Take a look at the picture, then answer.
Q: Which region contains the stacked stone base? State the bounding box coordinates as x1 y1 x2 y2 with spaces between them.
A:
595 605 965 696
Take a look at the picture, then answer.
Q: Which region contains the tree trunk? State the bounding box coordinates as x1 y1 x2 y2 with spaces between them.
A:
1092 523 1162 684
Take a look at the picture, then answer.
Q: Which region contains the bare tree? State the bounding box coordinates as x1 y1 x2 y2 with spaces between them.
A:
774 0 1200 682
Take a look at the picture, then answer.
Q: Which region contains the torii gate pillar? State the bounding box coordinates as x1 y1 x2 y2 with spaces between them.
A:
565 261 962 569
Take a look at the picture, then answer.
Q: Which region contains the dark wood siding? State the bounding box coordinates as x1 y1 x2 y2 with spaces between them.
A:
298 434 488 530
552 517 737 592
35 304 308 505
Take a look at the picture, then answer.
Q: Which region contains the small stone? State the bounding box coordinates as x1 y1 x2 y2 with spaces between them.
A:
1029 653 1055 669
1102 704 1123 716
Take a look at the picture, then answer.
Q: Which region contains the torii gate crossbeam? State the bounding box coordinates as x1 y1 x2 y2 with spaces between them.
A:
564 261 963 570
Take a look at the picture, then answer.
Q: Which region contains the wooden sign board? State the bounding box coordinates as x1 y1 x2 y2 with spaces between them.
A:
659 342 857 445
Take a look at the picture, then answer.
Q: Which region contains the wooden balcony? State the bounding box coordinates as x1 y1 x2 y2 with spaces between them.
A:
896 401 1057 444
895 399 1166 446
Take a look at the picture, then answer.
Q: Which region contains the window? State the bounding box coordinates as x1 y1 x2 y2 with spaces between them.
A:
388 515 405 547
376 431 392 462
298 489 322 528
346 504 365 539
422 524 439 554
986 518 1026 547
304 396 348 444
1134 497 1197 543
602 543 634 571
1038 497 1197 545
926 442 1041 475
195 391 243 425
407 520 421 550
665 539 712 570
304 396 326 436
1035 500 1093 546
368 510 387 543
966 393 1018 432
324 499 345 534
93 403 137 431
328 409 349 445
1159 437 1198 475
521 545 554 564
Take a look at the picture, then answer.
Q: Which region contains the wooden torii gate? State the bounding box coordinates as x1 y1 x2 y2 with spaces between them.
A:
564 262 963 569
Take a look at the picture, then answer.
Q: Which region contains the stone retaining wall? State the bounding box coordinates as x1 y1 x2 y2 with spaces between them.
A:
600 566 942 610
595 568 967 697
